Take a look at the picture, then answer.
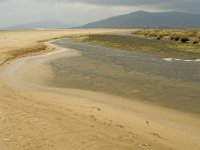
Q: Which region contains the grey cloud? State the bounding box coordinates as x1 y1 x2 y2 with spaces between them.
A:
158 0 200 14
45 0 199 6
58 0 164 6
39 0 200 14
63 0 200 14
0 0 200 28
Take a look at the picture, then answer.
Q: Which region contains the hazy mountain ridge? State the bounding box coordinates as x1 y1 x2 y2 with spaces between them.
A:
2 20 69 30
81 11 200 28
2 11 200 30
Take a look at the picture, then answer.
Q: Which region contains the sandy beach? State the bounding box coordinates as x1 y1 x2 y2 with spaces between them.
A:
0 29 200 150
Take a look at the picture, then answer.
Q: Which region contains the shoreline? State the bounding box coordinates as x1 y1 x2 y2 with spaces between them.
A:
72 34 200 60
1 39 200 149
3 39 200 116
49 38 200 115
0 29 200 150
0 29 132 67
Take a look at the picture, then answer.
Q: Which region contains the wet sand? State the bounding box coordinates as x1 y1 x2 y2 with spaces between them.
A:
0 30 200 150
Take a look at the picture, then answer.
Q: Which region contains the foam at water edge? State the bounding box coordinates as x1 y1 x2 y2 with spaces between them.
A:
162 58 200 62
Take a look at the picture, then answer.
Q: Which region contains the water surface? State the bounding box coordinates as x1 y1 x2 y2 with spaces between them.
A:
48 38 200 114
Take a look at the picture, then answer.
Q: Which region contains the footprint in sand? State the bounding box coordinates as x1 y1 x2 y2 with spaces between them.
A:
91 107 101 112
150 132 162 139
90 115 97 121
65 108 72 112
115 124 124 128
138 143 151 148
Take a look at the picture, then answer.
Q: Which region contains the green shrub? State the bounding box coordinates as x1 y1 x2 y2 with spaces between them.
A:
157 36 161 40
174 37 180 41
170 36 175 40
181 37 189 43
193 41 199 44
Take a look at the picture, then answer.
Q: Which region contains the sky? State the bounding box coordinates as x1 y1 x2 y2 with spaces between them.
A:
0 0 200 28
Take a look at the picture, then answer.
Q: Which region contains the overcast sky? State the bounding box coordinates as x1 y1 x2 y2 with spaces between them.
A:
0 0 200 28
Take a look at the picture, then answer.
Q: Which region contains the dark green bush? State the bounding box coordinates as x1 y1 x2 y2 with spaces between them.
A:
181 37 189 43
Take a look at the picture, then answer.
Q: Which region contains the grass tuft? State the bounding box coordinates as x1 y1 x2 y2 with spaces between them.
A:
134 29 200 44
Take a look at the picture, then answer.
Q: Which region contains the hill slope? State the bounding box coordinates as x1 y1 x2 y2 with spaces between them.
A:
81 11 200 28
2 20 69 30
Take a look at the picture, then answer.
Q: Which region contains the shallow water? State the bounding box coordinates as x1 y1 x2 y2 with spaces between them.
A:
48 38 200 114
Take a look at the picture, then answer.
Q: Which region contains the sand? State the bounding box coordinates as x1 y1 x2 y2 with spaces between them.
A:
0 29 200 150
0 29 130 66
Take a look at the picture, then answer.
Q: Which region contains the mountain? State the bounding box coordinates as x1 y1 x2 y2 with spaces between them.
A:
80 11 200 28
2 20 69 30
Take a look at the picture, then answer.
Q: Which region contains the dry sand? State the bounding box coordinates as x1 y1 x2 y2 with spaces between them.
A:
0 29 200 150
0 29 129 65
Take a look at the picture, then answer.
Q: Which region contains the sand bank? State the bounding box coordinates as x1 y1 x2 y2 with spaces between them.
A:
0 30 200 150
0 29 130 66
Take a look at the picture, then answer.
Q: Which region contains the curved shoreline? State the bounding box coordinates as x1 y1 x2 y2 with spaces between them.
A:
1 40 80 90
1 40 200 150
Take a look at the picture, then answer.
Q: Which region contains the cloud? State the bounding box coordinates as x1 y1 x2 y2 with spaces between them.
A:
38 0 200 14
0 0 200 28
41 0 199 7
41 0 167 6
158 0 200 14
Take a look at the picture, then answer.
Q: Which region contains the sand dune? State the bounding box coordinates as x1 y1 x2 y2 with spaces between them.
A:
0 29 200 150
